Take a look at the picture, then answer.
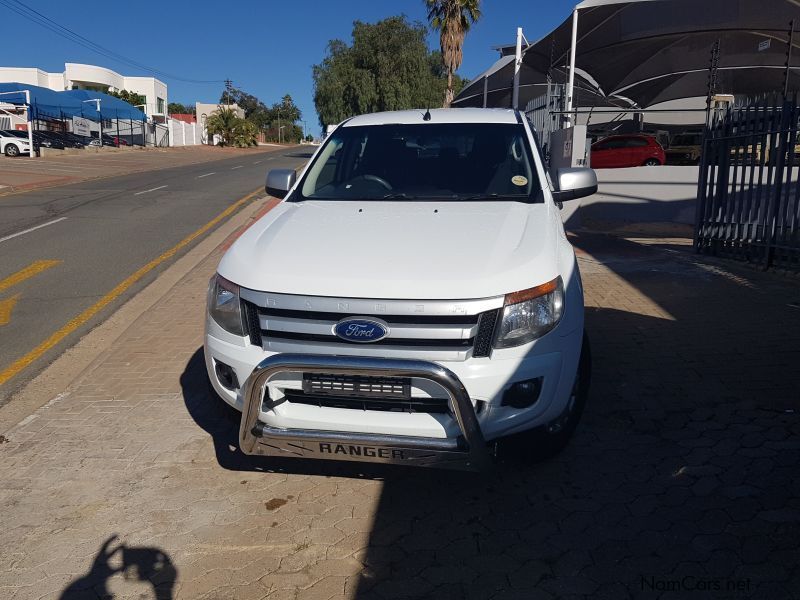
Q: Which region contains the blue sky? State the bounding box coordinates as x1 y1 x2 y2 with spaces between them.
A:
2 1 575 135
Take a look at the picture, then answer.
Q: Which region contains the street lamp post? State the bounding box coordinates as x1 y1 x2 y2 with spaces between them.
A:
82 99 102 145
134 104 147 146
278 125 286 144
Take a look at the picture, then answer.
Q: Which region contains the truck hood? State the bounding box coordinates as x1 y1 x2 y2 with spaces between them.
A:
219 200 560 300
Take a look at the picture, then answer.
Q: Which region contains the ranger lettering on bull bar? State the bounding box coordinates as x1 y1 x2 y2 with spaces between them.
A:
319 443 406 459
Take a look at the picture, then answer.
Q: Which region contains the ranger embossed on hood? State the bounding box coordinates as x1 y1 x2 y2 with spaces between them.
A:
218 199 560 300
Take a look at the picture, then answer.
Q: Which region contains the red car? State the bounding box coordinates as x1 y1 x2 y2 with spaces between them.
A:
590 134 665 168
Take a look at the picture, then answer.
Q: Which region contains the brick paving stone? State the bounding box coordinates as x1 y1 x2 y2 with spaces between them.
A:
0 231 799 599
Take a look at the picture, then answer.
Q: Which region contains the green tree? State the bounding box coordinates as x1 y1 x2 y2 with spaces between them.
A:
168 102 193 114
220 87 269 124
267 94 302 142
312 16 456 130
231 118 258 147
217 87 302 142
107 89 146 107
425 0 481 107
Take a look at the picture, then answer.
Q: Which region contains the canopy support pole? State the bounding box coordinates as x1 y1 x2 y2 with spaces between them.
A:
566 8 579 125
483 75 488 108
26 91 33 159
512 27 523 109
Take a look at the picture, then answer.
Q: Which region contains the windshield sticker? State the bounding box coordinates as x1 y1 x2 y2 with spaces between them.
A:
511 175 528 187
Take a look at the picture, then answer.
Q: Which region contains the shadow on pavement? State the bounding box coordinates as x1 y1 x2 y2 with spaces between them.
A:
348 233 799 598
59 535 176 600
180 232 799 597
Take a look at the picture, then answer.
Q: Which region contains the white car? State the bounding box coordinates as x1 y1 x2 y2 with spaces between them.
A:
0 130 32 157
205 108 597 470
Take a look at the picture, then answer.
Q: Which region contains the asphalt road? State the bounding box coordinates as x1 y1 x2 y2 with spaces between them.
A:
0 146 308 404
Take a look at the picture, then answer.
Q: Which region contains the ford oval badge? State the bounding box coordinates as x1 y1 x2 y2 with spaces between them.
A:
333 318 389 343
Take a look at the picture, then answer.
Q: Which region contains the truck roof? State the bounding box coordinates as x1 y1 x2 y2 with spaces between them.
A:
342 108 519 127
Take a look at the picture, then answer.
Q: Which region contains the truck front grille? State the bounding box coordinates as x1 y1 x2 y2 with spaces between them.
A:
240 291 503 361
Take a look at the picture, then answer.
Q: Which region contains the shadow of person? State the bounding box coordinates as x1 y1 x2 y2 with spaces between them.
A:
59 535 176 600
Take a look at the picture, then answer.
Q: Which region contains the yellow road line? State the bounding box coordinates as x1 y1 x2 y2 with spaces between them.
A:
0 260 61 294
0 294 20 326
0 188 262 386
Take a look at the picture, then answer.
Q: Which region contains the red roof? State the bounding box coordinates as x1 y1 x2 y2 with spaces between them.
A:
170 113 196 123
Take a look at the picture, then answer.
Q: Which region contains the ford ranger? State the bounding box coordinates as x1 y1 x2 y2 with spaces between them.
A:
205 108 597 470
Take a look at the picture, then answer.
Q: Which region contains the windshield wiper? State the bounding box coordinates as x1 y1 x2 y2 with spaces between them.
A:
381 193 416 200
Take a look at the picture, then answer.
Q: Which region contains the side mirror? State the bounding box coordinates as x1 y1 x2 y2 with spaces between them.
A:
265 169 297 199
552 167 597 203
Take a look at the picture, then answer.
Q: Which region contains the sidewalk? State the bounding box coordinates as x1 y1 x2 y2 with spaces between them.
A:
0 145 296 196
0 220 798 599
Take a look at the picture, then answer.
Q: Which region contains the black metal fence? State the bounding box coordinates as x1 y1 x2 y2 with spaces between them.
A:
31 110 148 149
695 92 800 271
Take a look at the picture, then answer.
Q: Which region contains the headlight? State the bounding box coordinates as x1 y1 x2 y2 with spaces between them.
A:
493 277 564 349
208 274 244 335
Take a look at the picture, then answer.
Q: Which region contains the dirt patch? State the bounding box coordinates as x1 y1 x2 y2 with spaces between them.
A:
265 498 288 511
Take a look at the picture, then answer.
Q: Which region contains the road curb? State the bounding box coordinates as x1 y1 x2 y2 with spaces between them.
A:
0 192 272 434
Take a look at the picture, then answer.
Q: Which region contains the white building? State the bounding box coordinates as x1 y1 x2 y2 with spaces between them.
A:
0 63 167 121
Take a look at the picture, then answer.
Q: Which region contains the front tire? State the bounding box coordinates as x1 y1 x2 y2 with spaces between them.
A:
497 332 591 463
5 144 20 157
643 157 660 166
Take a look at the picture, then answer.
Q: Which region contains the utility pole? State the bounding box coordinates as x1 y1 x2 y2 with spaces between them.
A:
224 78 233 106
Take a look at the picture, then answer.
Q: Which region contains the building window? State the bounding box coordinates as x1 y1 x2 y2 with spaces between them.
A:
157 98 165 114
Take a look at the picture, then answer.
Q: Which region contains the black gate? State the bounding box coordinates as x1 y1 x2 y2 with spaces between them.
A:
695 92 800 271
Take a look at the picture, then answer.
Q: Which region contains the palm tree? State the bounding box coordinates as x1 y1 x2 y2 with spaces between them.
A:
426 0 481 107
205 106 239 146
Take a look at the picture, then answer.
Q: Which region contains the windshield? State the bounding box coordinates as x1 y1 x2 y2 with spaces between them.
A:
298 122 539 201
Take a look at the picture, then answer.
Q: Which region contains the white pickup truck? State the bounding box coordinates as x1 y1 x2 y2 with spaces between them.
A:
205 108 597 470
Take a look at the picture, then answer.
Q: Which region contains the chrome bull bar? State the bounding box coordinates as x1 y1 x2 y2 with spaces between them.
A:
239 354 492 471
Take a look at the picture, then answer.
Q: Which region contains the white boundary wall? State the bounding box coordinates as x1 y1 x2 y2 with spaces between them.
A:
562 166 699 228
564 165 799 229
168 119 201 146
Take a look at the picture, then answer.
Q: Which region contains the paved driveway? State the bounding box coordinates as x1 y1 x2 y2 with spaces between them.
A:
0 227 798 600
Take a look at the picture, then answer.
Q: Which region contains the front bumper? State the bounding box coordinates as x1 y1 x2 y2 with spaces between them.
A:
239 354 492 471
206 324 579 443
